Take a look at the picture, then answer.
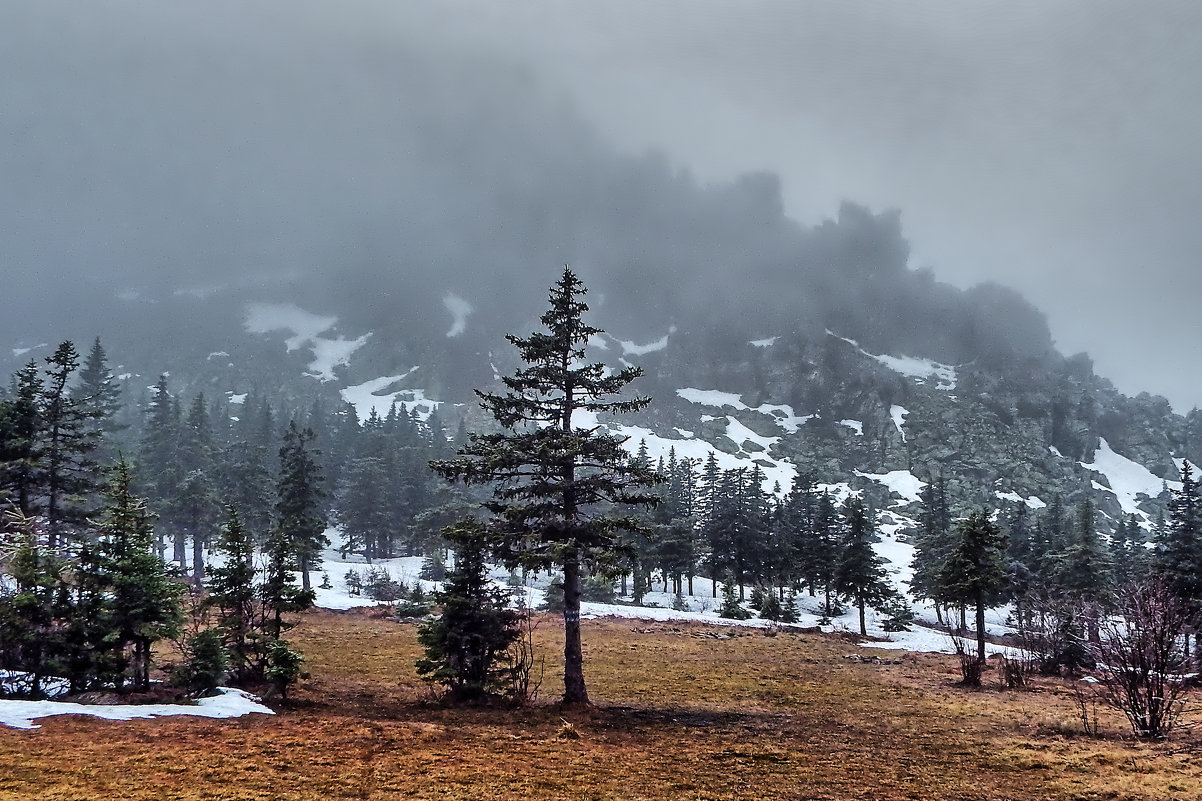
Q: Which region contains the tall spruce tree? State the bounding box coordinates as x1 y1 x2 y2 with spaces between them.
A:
93 460 184 690
74 337 126 463
835 497 894 636
40 342 100 546
1157 460 1202 620
431 267 659 706
939 509 1009 661
276 421 328 592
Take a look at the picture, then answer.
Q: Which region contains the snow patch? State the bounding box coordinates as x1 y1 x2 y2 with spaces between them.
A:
676 388 813 433
244 303 370 382
614 326 675 356
749 337 778 348
340 370 440 422
856 470 925 505
0 688 273 730
10 344 47 359
826 330 957 389
838 419 864 436
889 405 909 442
1081 438 1176 515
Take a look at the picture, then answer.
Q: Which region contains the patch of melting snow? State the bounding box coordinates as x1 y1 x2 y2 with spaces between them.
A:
0 688 273 730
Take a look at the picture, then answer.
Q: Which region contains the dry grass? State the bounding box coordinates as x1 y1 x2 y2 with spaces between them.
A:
3 609 1202 800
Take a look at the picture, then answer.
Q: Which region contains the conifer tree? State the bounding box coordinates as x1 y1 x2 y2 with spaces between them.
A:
94 460 184 690
74 337 126 463
939 508 1009 661
431 267 659 705
0 362 43 523
415 518 522 701
205 505 260 682
40 341 100 546
1156 460 1202 619
276 421 328 592
835 497 893 636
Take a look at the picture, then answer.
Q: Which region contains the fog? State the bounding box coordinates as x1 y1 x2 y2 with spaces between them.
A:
2 1 1199 409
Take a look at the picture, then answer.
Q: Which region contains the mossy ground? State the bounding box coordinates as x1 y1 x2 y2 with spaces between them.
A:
2 609 1200 800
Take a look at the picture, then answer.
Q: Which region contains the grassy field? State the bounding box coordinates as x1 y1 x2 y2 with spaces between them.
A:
2 608 1201 800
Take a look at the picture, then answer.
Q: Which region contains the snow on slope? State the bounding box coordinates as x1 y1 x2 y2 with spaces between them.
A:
0 688 273 730
1080 438 1178 515
244 302 370 381
573 410 797 494
676 388 813 433
889 405 909 442
856 469 925 505
340 370 441 422
613 327 676 356
826 330 957 390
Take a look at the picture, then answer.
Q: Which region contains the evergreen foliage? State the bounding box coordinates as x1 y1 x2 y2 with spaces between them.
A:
431 267 659 705
835 497 894 636
416 518 523 701
939 508 1009 660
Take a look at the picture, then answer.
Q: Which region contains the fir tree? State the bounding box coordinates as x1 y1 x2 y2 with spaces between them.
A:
1157 460 1202 618
276 421 328 592
205 505 260 682
431 267 659 705
0 362 43 523
939 508 1009 661
835 497 893 636
94 459 184 690
74 337 126 463
40 341 100 546
415 518 523 701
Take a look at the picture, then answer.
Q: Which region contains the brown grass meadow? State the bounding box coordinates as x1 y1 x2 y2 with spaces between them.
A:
3 608 1202 800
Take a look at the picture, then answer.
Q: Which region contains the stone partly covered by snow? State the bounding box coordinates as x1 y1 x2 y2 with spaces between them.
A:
244 302 370 382
572 409 797 496
826 330 957 390
995 490 1048 510
0 688 274 730
889 405 909 442
340 371 441 422
676 388 813 433
856 470 925 505
1080 437 1178 516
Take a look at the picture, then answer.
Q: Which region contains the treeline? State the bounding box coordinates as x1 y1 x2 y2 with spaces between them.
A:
0 338 458 699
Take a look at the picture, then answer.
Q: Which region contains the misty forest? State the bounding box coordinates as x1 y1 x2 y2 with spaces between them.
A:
3 3 1202 800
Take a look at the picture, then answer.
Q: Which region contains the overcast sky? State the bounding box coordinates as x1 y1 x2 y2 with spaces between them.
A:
410 0 1202 410
4 1 1200 410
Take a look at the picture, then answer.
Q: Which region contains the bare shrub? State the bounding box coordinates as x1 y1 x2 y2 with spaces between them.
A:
999 655 1028 690
504 595 543 705
950 631 984 687
1081 579 1197 739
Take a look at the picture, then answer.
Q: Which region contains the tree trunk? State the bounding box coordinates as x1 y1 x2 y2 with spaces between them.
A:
173 530 186 566
976 599 987 662
688 574 693 595
562 553 589 705
858 597 867 636
192 534 204 586
301 556 311 591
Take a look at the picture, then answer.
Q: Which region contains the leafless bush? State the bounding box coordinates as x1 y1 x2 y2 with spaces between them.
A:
1081 579 1197 739
999 655 1028 690
950 630 984 687
504 596 543 705
1012 590 1092 676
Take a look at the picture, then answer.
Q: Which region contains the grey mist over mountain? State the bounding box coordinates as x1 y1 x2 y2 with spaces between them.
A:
2 1 1200 411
